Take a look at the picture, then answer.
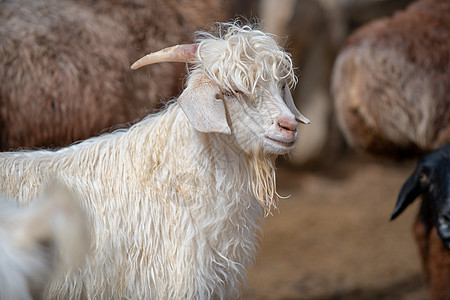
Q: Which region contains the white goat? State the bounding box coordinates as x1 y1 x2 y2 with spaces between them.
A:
0 183 89 300
0 23 309 299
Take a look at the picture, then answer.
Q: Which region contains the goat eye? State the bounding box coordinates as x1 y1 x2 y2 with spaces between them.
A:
223 90 242 98
420 172 429 183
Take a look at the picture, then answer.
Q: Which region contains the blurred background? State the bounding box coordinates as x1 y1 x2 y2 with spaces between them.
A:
2 0 446 299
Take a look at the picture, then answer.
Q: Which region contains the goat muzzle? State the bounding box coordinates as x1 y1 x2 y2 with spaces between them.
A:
131 44 198 70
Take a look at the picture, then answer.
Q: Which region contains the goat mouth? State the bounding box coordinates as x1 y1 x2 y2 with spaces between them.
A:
265 136 296 147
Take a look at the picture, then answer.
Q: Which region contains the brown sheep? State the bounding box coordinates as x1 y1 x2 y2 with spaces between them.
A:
79 0 239 121
0 0 132 150
332 0 450 298
331 0 450 158
0 0 236 151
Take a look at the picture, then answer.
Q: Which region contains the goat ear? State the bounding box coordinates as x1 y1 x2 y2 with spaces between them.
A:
178 79 231 135
283 85 310 124
391 169 425 220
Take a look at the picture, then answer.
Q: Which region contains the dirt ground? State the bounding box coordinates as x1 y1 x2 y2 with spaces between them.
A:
242 153 429 300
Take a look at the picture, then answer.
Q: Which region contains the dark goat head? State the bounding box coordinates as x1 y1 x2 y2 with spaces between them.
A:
391 142 450 250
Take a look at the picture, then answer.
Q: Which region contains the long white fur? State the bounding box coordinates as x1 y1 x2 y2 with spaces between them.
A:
195 24 296 95
0 23 298 299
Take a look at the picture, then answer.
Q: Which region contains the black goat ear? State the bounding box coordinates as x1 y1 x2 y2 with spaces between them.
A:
390 169 424 220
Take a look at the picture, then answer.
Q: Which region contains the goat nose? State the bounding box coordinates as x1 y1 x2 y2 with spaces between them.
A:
278 117 297 132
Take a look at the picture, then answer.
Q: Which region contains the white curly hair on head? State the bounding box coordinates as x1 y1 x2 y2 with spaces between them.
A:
184 22 298 215
194 22 297 96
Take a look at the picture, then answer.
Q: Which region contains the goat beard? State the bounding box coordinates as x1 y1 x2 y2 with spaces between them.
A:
247 152 278 215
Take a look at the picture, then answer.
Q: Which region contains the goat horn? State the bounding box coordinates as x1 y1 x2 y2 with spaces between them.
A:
131 44 198 70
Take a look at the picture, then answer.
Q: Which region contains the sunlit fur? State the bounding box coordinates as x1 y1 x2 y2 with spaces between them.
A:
0 23 298 299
